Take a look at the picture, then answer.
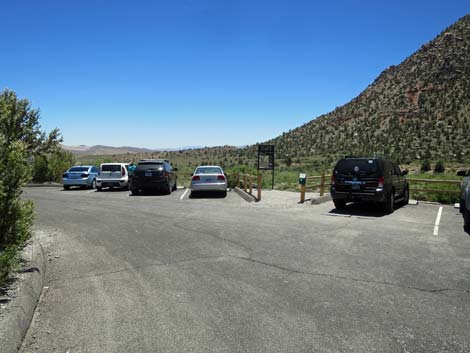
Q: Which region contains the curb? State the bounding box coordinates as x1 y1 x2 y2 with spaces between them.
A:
310 193 332 205
233 187 257 202
25 183 61 188
0 234 46 353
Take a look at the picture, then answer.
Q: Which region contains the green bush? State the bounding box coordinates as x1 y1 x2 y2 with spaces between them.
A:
32 149 74 183
0 90 61 284
434 160 445 173
420 160 431 172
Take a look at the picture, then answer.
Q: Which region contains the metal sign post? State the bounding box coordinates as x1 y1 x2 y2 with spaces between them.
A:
257 144 275 189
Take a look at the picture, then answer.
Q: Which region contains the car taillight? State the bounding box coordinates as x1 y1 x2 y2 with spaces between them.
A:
217 175 226 181
121 166 125 176
331 174 336 186
192 175 200 181
164 172 170 177
378 176 385 188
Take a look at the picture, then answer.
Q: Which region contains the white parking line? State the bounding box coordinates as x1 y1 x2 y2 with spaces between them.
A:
433 206 443 236
180 188 189 200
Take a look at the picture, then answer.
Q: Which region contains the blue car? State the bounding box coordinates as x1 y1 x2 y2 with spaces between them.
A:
62 165 99 190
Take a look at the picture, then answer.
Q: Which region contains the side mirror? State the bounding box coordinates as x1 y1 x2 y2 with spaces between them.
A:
457 170 468 177
190 173 193 176
401 170 408 176
173 167 178 172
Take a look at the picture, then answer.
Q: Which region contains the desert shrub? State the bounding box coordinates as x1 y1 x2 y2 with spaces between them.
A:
0 90 61 284
434 160 445 173
420 160 431 172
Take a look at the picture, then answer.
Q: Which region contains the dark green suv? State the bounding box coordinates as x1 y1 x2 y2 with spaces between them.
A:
330 157 409 213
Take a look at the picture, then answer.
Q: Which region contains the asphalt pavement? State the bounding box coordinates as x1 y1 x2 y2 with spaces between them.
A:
20 187 470 353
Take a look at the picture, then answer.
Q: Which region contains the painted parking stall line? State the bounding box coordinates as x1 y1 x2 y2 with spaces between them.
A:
433 206 443 236
180 188 189 200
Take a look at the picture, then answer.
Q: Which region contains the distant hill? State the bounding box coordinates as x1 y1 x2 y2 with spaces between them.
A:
250 14 470 164
62 144 204 155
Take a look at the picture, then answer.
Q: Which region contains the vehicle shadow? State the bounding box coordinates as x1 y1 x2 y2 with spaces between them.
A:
189 191 226 199
129 189 171 196
328 202 407 218
61 187 92 191
96 188 129 192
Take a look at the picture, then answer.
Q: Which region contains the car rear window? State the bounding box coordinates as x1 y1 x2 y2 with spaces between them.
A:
69 167 89 172
334 159 381 176
136 162 163 171
195 167 223 174
101 164 122 172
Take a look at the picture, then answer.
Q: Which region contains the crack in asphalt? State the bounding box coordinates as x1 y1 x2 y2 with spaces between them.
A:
49 253 469 296
231 256 470 295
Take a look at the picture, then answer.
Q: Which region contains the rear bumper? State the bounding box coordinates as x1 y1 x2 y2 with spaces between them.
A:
131 179 167 189
331 188 386 203
62 178 90 186
97 179 128 188
191 183 227 192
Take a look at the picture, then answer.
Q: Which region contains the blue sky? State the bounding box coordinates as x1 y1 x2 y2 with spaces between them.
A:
1 1 469 148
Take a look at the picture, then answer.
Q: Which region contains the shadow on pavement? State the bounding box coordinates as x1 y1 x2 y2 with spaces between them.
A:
328 202 407 218
189 191 227 199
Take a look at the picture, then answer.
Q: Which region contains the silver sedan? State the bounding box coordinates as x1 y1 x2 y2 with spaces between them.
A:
190 166 227 197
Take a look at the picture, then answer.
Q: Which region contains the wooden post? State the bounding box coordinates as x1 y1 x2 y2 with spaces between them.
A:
300 184 306 203
257 173 262 201
249 175 253 194
237 172 240 188
320 173 325 196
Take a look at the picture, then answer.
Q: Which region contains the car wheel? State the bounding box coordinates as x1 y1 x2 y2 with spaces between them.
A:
403 186 409 205
460 198 465 213
333 199 346 210
91 179 96 189
164 181 172 195
222 190 227 198
63 185 70 190
131 188 139 196
172 181 177 191
384 192 395 213
464 207 470 230
96 186 102 192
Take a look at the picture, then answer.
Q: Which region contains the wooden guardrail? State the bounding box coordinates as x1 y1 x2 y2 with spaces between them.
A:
407 178 461 195
299 174 331 203
237 172 262 201
297 176 461 203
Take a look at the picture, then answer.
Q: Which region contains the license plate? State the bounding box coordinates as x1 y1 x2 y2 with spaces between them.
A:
145 172 152 177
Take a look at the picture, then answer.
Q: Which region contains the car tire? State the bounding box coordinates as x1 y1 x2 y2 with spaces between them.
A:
460 198 465 213
63 185 70 190
172 181 177 191
222 190 227 198
333 199 346 210
96 186 102 192
91 179 96 189
131 188 138 196
164 181 172 195
403 186 409 205
384 192 395 214
464 207 470 230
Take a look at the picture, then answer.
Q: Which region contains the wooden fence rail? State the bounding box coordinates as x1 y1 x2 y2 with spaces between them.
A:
237 172 262 201
299 176 462 203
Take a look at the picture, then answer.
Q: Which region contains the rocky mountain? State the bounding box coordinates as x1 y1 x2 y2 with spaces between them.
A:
62 144 205 155
255 15 470 164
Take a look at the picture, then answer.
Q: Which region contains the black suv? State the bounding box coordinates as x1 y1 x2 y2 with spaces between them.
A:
330 157 409 213
131 159 178 195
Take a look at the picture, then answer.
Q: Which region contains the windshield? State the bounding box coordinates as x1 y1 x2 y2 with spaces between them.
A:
334 159 380 176
68 167 89 172
195 167 223 174
101 164 122 172
136 162 163 171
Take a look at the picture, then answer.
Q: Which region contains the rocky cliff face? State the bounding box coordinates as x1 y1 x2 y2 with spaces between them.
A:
264 15 470 163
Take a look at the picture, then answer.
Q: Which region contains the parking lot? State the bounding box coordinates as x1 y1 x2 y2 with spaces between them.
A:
21 187 470 353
